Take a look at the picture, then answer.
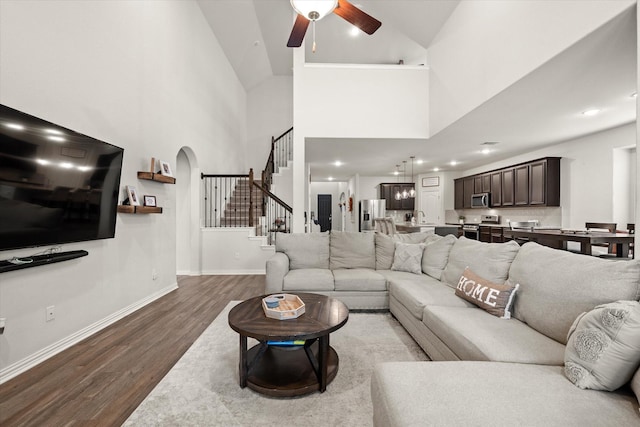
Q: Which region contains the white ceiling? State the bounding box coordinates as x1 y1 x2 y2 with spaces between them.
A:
198 1 637 181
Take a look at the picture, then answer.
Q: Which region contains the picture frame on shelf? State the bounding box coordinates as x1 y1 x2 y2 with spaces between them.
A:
125 185 140 206
143 195 157 207
157 159 173 177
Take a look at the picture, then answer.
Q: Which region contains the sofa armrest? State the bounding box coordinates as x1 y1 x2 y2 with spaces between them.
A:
265 252 290 294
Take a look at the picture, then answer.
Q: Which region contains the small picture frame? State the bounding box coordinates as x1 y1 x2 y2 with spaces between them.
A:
126 185 140 206
157 160 173 177
143 195 157 207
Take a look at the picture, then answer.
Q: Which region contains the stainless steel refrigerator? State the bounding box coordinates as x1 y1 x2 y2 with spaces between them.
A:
359 199 386 231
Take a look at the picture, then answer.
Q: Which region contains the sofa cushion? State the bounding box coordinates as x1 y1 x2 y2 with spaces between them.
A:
371 362 640 427
330 231 375 269
375 233 442 270
283 269 334 291
421 234 456 280
384 272 474 319
391 242 424 274
564 300 640 391
441 237 520 288
333 268 387 292
422 306 565 364
375 232 395 270
632 367 640 406
275 232 329 270
509 242 640 345
454 267 519 319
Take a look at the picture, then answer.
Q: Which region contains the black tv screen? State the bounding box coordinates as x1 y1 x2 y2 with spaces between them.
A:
0 104 124 251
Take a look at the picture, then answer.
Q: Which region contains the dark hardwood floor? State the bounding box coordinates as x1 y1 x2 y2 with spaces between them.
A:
0 275 265 426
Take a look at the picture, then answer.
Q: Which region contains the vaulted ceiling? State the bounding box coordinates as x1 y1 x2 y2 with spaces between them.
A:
198 1 637 181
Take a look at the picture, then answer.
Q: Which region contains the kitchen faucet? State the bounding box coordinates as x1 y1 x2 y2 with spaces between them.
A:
416 210 426 223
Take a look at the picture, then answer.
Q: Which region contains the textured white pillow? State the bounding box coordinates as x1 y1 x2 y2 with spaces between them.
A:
391 242 424 275
564 300 640 391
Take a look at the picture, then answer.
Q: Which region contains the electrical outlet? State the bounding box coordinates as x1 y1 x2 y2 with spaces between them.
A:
152 269 158 280
234 252 240 259
46 306 55 322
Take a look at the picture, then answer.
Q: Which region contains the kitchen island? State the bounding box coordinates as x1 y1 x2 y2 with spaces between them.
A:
395 223 460 237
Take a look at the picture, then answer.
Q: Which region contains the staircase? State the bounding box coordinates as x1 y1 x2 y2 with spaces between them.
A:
220 179 262 228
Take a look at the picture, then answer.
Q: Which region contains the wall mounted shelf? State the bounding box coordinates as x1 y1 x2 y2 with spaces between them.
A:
117 205 163 214
137 171 175 184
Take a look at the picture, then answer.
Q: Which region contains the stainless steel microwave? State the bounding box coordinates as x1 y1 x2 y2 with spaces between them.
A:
471 193 490 208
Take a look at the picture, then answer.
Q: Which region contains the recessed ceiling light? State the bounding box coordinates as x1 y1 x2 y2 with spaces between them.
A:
582 109 600 116
481 148 491 155
44 128 63 135
47 136 65 142
349 27 359 37
450 160 457 166
433 167 439 172
59 162 74 169
36 159 50 165
416 159 424 165
4 123 24 131
328 176 334 181
334 160 342 167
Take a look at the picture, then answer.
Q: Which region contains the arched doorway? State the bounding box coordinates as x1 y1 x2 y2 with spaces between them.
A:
176 147 200 275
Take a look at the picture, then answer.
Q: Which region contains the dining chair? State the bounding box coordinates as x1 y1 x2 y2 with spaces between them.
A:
585 222 617 255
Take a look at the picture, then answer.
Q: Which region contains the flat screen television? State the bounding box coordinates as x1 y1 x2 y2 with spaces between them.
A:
0 104 124 251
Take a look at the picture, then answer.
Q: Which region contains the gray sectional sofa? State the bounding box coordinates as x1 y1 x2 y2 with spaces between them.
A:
265 231 640 425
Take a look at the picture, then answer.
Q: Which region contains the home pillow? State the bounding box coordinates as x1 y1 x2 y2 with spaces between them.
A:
275 232 329 270
454 267 519 319
391 242 424 275
564 300 640 391
330 231 375 269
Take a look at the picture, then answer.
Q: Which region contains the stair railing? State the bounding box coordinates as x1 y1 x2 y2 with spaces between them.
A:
251 179 292 245
201 172 252 227
262 127 293 192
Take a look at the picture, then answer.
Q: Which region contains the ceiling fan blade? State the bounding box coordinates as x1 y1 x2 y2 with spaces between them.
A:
287 14 310 47
334 0 381 35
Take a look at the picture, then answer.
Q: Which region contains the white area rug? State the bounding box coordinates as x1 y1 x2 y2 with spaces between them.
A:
124 302 428 426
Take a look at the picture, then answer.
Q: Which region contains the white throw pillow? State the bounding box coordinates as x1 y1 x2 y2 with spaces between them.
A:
391 242 424 275
564 300 640 391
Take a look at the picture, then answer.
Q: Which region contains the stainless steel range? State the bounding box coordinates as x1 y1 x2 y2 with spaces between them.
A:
462 215 500 240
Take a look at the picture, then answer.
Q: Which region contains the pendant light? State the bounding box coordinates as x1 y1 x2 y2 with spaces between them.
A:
394 165 402 201
401 161 409 199
409 156 416 198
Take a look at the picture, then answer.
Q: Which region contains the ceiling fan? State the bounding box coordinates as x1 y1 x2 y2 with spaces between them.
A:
287 0 382 49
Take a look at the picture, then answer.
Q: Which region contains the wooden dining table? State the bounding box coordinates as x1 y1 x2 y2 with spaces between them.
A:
502 228 635 258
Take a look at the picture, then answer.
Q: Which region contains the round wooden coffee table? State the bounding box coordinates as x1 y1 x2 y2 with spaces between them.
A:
228 292 349 397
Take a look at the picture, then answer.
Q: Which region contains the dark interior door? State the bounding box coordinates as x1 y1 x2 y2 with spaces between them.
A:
317 194 332 232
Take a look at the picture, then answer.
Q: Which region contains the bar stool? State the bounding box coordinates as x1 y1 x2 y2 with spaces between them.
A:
585 222 616 256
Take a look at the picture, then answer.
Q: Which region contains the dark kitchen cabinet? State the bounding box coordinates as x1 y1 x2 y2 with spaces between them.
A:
454 179 464 209
490 172 502 207
379 183 415 211
463 178 474 208
514 165 529 205
529 158 560 206
452 157 560 209
502 168 515 206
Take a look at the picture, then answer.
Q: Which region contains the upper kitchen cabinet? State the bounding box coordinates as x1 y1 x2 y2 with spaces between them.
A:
454 157 560 209
379 183 415 210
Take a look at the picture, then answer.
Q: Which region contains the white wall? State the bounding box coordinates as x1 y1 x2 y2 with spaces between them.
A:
0 0 246 379
246 76 293 175
462 123 636 229
428 0 635 135
200 229 273 274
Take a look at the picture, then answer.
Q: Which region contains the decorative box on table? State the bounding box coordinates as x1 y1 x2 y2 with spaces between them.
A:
262 294 305 320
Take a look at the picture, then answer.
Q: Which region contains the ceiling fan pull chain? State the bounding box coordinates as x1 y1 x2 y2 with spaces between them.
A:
312 20 317 53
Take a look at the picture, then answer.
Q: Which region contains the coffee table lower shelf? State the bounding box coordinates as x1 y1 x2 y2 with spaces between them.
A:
245 341 339 397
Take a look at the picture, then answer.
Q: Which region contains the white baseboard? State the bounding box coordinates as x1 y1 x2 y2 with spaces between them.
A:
0 283 178 385
200 269 265 275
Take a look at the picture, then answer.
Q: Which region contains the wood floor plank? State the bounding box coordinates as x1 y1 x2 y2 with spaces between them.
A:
0 274 265 426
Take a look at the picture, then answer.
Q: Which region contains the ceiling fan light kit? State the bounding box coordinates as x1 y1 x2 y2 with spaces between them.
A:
290 0 338 21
